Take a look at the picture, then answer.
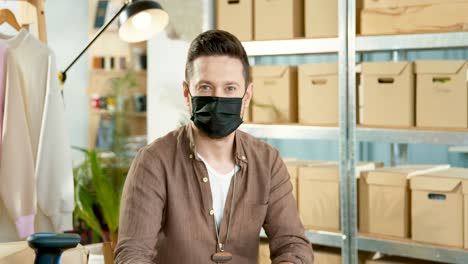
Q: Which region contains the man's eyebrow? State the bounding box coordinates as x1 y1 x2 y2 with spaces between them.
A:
196 80 215 86
224 81 241 86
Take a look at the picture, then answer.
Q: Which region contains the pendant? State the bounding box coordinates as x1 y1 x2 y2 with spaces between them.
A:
211 251 233 263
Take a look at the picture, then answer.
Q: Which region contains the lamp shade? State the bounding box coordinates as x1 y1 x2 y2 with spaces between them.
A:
118 0 169 43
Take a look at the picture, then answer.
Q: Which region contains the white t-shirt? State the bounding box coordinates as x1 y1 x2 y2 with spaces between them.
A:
198 155 240 228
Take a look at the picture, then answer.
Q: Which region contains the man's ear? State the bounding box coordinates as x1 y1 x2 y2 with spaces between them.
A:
243 82 253 107
183 81 190 106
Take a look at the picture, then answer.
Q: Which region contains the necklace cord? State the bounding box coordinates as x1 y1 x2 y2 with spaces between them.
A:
212 166 238 252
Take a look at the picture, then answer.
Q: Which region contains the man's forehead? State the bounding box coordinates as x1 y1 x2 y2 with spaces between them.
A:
192 55 243 68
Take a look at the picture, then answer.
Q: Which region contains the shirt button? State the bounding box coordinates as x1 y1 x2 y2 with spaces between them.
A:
209 209 214 215
203 177 208 183
242 155 246 160
189 154 193 159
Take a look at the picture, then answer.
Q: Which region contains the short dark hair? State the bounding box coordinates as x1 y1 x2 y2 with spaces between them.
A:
185 30 251 86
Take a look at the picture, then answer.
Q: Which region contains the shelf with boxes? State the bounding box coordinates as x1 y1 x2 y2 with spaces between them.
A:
242 32 468 56
260 160 468 263
241 124 468 146
358 234 468 264
359 60 468 131
286 160 468 263
214 0 468 263
239 124 339 141
360 0 468 36
356 165 468 263
244 59 468 145
242 38 340 56
259 242 444 264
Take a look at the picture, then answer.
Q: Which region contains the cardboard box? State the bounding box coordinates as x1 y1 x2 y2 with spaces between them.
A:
415 60 468 128
410 168 468 247
254 0 304 40
216 0 253 41
359 165 450 238
361 2 468 35
314 248 342 264
298 162 382 231
313 246 370 264
360 62 415 127
251 66 298 123
305 0 337 38
0 242 88 264
284 159 333 207
260 243 346 264
298 63 338 125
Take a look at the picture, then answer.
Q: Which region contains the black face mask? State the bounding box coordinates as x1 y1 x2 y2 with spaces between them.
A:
190 95 244 139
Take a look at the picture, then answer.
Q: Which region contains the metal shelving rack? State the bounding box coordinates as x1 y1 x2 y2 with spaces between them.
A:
238 0 468 263
241 124 468 146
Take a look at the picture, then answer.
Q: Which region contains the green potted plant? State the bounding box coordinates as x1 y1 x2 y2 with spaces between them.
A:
74 148 123 264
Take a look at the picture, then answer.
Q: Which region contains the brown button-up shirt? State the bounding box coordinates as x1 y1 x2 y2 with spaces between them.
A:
114 125 313 264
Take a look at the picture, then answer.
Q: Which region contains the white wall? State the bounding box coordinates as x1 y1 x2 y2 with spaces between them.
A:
147 0 214 142
45 0 89 164
147 33 190 141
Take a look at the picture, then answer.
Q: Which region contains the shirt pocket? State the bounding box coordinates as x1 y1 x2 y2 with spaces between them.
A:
241 203 268 240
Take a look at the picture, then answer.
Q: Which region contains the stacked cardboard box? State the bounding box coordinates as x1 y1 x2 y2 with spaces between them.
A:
254 0 304 40
251 65 298 123
313 247 343 264
252 62 341 125
284 159 331 207
359 165 450 238
415 60 468 128
359 60 468 128
359 62 415 127
298 162 383 231
410 168 468 248
217 1 364 41
251 60 467 127
305 0 337 38
216 0 253 41
361 0 468 35
298 63 338 125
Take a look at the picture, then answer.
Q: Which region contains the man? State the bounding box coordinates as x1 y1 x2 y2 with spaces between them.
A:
114 30 313 264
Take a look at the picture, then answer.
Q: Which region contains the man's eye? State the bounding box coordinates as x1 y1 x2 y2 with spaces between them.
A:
200 85 211 91
227 86 237 91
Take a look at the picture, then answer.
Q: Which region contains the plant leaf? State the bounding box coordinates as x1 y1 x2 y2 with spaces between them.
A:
88 150 120 233
74 180 105 240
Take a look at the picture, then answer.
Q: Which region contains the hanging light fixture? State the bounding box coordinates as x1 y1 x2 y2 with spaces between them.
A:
118 0 169 43
59 0 169 84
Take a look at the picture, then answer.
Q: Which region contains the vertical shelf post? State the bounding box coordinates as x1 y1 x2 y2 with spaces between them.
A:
347 0 358 263
338 0 351 263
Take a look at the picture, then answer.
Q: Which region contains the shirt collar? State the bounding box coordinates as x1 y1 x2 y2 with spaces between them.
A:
185 123 248 164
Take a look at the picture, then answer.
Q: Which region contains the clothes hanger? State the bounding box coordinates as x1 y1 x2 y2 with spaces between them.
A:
0 0 22 31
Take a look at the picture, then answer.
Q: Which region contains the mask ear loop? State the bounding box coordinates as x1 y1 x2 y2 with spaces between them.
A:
241 85 248 99
241 85 249 120
186 84 196 118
